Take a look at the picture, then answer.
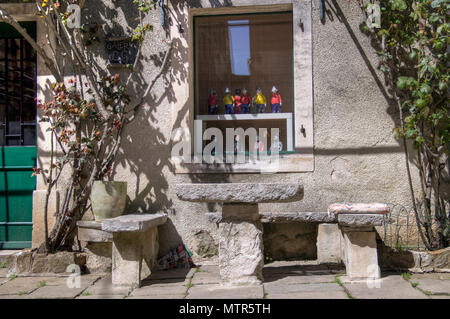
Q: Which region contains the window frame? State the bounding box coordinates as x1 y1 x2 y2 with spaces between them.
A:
170 1 314 173
192 10 296 156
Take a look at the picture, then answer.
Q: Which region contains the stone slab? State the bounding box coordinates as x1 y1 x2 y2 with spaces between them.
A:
264 274 336 285
328 203 389 215
102 213 167 233
175 183 303 203
338 214 384 227
410 277 450 295
84 276 131 296
26 285 84 299
260 211 336 223
341 275 429 299
146 268 196 281
267 291 348 299
192 271 221 285
264 282 345 296
317 224 342 263
130 283 188 296
77 294 125 299
127 294 186 299
186 284 264 299
77 221 112 242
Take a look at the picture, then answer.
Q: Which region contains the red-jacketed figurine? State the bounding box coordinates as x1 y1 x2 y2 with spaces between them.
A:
271 86 282 113
234 88 242 114
207 88 219 115
241 88 251 114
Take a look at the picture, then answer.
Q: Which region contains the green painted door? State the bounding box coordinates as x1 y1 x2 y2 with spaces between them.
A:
0 22 37 249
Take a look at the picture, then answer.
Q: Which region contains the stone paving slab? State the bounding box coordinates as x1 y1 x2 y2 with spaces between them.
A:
77 294 126 299
264 282 344 296
187 284 264 299
341 275 429 299
130 283 188 296
26 285 85 299
409 277 450 295
0 268 8 278
264 274 336 285
192 271 221 285
127 294 186 299
146 268 195 281
84 276 130 296
267 291 348 299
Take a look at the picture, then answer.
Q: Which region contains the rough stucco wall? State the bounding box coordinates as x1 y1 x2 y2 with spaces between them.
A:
33 0 425 258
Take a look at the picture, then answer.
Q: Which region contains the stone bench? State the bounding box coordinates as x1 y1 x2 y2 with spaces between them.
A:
175 183 304 285
205 203 389 281
77 213 167 288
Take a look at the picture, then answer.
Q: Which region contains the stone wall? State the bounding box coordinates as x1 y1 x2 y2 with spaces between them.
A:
30 0 436 260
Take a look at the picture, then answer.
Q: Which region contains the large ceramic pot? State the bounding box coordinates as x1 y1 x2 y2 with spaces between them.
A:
91 181 127 221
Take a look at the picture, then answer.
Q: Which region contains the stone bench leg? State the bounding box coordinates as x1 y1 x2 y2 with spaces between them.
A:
218 204 263 285
317 224 342 263
111 227 159 288
340 226 380 280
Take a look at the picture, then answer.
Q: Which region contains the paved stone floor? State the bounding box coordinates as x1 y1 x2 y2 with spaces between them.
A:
0 261 448 299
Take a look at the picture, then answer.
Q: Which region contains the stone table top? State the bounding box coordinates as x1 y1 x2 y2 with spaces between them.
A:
101 213 167 233
328 203 390 215
174 183 303 203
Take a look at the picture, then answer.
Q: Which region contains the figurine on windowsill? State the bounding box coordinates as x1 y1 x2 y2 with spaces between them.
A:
234 88 242 114
234 135 243 153
241 88 251 114
207 88 219 115
223 87 235 114
253 135 265 153
270 133 283 152
253 87 266 113
271 86 282 113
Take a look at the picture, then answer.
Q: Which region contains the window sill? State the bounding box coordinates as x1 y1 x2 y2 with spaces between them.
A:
171 152 313 174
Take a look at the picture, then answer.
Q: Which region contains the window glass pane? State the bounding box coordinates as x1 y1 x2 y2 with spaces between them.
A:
195 12 293 116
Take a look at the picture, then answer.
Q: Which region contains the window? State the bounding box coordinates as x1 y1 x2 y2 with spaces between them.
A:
194 11 294 154
0 22 37 146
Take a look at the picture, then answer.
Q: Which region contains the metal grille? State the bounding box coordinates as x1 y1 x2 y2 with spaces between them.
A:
383 203 427 251
0 37 37 146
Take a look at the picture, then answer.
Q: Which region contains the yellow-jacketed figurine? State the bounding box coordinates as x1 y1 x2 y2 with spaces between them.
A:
253 87 266 113
223 87 235 114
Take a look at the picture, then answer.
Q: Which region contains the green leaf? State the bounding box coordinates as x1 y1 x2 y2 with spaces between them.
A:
392 0 407 11
420 83 432 94
408 49 418 60
415 98 427 108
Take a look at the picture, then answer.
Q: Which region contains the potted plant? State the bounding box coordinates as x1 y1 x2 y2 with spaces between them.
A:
91 181 127 221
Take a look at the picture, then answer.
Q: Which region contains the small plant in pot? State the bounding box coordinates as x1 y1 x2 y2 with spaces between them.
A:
91 180 127 221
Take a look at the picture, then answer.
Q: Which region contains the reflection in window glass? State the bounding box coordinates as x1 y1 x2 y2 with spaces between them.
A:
228 20 251 76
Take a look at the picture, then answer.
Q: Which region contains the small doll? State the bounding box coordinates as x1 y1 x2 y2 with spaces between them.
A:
270 133 283 152
207 88 219 115
234 88 242 114
270 86 282 113
223 87 235 114
253 135 265 153
253 87 266 113
241 88 251 114
234 135 242 153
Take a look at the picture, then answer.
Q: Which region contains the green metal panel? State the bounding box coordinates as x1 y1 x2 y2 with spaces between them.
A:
0 146 36 249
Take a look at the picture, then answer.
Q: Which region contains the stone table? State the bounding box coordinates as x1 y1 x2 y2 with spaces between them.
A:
175 183 303 285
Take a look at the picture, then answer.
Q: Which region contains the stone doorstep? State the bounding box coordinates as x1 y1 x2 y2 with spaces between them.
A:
101 213 167 233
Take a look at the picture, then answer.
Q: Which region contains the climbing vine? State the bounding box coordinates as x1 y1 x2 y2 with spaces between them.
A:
360 0 449 249
0 0 170 252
